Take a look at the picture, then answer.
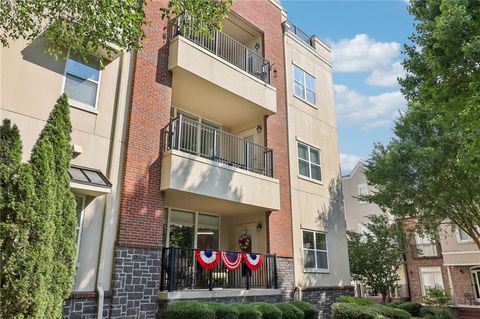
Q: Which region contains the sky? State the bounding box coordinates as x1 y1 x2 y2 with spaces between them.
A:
282 0 415 175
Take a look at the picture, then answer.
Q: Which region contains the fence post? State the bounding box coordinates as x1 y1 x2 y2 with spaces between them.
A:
213 130 217 160
176 114 183 151
208 269 213 291
168 246 177 292
273 254 278 289
160 247 166 291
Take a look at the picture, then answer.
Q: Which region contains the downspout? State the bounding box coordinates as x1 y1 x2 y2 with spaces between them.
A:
96 51 132 319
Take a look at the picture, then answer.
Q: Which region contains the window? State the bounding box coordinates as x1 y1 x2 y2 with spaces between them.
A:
64 58 101 109
302 230 328 271
357 183 369 203
297 142 322 182
415 233 438 257
471 266 480 301
74 195 86 266
293 65 316 105
457 226 472 242
419 267 444 296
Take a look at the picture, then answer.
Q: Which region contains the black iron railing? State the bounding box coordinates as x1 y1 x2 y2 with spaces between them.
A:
160 247 278 291
410 243 442 258
165 115 274 177
284 20 313 47
172 14 271 84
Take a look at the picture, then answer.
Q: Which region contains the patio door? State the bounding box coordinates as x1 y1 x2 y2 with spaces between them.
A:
472 266 480 302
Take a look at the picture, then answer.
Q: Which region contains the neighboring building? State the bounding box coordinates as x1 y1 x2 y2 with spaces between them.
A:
342 162 409 299
1 37 134 317
1 1 352 318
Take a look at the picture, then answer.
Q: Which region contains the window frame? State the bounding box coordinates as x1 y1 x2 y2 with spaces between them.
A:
74 195 86 267
419 267 444 296
301 229 329 273
297 141 322 183
62 56 102 111
456 226 473 243
293 64 316 106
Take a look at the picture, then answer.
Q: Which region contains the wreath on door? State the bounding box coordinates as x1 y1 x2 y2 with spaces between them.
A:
238 233 252 252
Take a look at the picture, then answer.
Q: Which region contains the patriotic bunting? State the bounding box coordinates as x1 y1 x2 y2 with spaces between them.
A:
221 252 242 270
195 249 220 270
242 252 264 271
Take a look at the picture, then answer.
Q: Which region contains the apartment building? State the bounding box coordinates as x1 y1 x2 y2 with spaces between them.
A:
0 37 134 317
342 162 409 299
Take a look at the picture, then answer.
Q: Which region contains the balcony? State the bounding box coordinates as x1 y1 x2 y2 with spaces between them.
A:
161 116 280 211
160 247 278 292
410 243 442 259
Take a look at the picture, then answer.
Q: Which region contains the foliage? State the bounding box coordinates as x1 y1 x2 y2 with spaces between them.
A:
347 214 407 303
205 302 239 319
337 295 374 306
253 302 283 319
232 304 262 319
0 119 36 318
167 301 215 319
160 0 232 38
424 288 450 307
289 300 319 319
420 307 453 319
388 301 422 317
274 303 304 319
331 303 378 319
364 0 480 249
367 304 411 319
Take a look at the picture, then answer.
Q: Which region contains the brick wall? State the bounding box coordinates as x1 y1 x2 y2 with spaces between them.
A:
449 266 476 305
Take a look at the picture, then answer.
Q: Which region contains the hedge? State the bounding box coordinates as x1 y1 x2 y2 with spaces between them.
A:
253 302 283 319
232 304 262 319
420 307 453 319
289 300 318 319
205 302 239 319
388 301 422 317
367 304 411 319
167 301 215 319
332 302 378 319
337 295 374 306
274 303 304 319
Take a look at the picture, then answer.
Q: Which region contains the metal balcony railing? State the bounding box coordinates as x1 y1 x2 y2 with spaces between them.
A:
166 115 274 177
172 14 271 84
284 20 313 47
410 243 442 258
160 246 278 291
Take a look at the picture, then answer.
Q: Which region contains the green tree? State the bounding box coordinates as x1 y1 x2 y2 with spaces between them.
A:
364 0 480 248
347 214 406 304
0 120 37 318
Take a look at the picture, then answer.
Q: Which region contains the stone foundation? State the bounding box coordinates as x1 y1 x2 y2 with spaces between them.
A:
277 257 295 299
109 245 161 319
63 292 111 319
301 286 354 319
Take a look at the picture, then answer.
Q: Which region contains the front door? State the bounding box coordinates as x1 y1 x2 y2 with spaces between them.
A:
233 223 258 253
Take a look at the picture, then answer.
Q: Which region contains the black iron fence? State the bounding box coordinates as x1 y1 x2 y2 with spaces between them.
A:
172 14 271 84
166 115 274 177
160 247 278 291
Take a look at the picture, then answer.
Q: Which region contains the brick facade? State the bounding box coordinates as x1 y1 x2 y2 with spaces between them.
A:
449 266 477 305
302 286 354 319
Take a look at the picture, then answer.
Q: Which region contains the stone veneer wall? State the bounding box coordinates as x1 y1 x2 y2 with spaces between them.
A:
301 286 354 319
277 257 295 299
109 245 161 319
63 293 111 319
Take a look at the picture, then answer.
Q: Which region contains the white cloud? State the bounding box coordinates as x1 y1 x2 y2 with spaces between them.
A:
365 61 405 87
340 153 363 176
334 84 405 130
331 34 401 72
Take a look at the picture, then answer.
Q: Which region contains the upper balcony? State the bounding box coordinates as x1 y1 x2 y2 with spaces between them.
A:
168 15 277 127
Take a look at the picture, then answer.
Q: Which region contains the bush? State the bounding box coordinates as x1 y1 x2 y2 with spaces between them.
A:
337 295 374 306
167 301 215 319
331 303 378 319
420 307 453 319
367 304 411 319
424 288 450 307
275 303 304 319
253 302 282 319
205 302 239 319
289 301 318 319
388 302 421 317
232 304 262 319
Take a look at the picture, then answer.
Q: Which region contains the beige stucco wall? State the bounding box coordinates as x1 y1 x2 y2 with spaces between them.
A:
0 38 132 292
439 225 480 266
284 32 351 288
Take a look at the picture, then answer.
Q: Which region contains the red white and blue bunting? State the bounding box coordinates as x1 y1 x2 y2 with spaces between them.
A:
242 252 264 271
195 250 220 270
221 252 242 270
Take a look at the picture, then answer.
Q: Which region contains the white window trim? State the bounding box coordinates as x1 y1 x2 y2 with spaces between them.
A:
456 227 473 243
293 64 317 107
62 56 102 111
357 183 369 204
296 141 322 183
419 267 444 296
75 195 86 268
470 266 480 301
302 229 329 273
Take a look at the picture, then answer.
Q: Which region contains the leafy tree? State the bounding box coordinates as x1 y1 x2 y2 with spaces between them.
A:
347 214 406 304
364 0 480 248
424 287 450 307
0 120 37 318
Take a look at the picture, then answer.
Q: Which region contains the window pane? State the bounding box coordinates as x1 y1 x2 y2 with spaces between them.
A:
169 224 194 248
303 231 314 249
303 250 315 269
64 74 98 107
83 170 108 186
297 143 309 160
170 210 195 227
197 214 219 250
309 148 320 164
298 160 310 177
305 74 315 91
294 81 305 98
306 90 316 105
294 66 304 83
316 233 327 250
66 59 100 81
458 228 471 241
69 166 89 182
311 164 321 181
316 251 328 269
74 195 84 226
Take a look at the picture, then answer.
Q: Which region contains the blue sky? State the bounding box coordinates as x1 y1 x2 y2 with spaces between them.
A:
282 0 414 174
